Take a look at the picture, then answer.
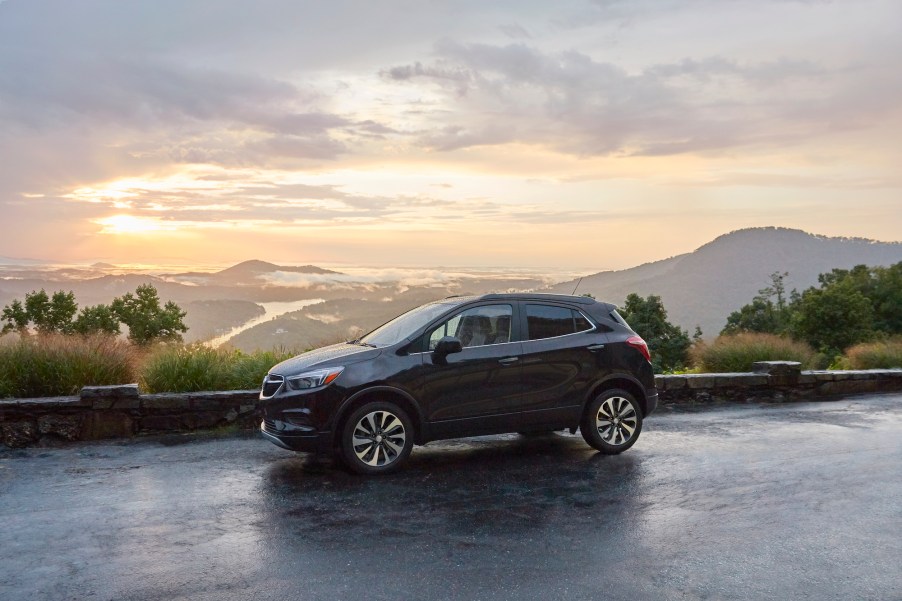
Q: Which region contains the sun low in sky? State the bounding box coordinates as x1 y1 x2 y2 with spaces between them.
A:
1 0 900 270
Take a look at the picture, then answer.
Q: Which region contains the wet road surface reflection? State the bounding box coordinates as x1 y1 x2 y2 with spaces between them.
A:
1 395 900 600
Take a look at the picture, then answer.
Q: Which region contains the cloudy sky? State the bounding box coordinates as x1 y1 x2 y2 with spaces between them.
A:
1 0 900 270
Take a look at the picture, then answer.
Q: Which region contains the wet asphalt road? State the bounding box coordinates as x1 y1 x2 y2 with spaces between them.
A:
1 395 901 601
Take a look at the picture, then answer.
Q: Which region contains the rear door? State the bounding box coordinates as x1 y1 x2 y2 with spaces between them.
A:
516 302 603 425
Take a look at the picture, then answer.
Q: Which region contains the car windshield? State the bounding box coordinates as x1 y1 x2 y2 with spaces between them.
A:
358 300 461 347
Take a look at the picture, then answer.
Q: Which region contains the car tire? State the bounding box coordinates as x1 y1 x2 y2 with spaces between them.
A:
580 389 643 454
340 401 414 475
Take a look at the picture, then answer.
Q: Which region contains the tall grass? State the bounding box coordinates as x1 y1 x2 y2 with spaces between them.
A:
0 334 137 398
839 339 902 369
139 345 296 393
691 332 817 373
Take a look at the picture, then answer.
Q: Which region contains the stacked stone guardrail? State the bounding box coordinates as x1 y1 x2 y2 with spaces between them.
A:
2 362 901 448
0 385 260 448
655 362 902 406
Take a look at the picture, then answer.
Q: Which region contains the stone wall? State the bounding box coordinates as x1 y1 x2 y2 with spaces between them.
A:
0 385 259 448
2 363 901 448
655 363 902 406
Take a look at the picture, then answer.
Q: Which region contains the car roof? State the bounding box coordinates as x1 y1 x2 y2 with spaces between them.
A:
447 292 600 306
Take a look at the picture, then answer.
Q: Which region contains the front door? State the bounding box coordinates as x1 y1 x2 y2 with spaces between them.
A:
421 303 523 431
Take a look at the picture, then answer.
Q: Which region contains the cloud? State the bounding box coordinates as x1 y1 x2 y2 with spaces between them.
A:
0 0 899 266
259 265 560 289
382 35 902 157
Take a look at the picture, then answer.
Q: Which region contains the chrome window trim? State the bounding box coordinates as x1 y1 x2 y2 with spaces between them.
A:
521 323 598 344
408 338 522 356
408 305 598 353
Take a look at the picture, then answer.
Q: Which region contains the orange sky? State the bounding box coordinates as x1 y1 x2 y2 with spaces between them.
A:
1 0 900 270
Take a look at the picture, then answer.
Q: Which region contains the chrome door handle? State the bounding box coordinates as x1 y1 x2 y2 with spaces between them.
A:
587 344 606 351
498 357 519 365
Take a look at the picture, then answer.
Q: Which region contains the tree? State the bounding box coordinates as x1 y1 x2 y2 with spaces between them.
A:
1 284 186 343
789 282 874 355
111 284 187 345
721 272 792 336
1 289 78 335
871 262 902 333
826 263 902 335
619 293 691 372
1 299 29 335
722 262 902 355
73 304 121 336
44 290 78 334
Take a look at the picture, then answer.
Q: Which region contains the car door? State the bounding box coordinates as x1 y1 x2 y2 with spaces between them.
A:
516 302 602 425
420 302 523 433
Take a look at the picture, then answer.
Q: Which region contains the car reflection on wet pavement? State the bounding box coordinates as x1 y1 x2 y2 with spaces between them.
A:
1 395 900 600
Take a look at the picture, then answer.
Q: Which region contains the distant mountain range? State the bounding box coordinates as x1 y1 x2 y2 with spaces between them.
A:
547 227 902 337
2 228 901 348
164 260 342 286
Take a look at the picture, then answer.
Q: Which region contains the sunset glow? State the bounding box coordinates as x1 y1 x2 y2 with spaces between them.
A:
1 0 900 269
95 215 171 235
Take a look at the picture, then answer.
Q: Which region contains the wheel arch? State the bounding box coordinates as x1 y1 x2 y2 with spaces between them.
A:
332 386 426 448
584 374 651 416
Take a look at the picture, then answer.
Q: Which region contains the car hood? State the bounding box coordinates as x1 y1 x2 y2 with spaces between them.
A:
268 343 381 376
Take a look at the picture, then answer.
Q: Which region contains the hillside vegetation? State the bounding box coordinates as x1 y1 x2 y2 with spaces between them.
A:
548 227 902 336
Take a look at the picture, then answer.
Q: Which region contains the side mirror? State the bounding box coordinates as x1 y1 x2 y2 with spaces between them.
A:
433 336 463 357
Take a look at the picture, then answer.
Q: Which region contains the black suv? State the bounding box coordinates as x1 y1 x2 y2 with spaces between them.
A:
259 293 657 474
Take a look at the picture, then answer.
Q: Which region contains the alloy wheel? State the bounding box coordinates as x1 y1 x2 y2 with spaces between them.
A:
351 410 407 467
594 396 638 446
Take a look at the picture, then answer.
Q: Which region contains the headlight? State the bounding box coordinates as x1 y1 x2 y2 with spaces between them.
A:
285 366 344 391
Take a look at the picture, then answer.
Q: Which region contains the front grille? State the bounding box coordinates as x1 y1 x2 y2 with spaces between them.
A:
261 374 284 398
263 418 279 432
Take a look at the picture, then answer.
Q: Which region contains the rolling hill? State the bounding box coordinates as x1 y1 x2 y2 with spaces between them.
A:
547 227 902 337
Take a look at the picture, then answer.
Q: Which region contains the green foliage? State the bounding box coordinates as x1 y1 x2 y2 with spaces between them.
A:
1 299 29 334
619 293 691 372
1 284 184 343
139 345 295 393
838 339 902 370
691 333 816 373
110 284 188 345
814 263 902 335
788 281 873 356
722 272 791 336
723 263 902 355
0 334 136 398
73 304 121 336
2 289 78 335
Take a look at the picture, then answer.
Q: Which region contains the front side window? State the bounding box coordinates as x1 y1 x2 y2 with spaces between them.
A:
428 304 513 350
525 304 593 340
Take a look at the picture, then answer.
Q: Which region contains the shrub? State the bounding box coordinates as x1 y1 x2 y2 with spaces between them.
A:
139 344 295 393
839 339 902 369
691 332 816 373
0 334 136 398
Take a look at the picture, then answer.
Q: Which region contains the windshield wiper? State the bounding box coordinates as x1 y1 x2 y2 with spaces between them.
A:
348 339 377 348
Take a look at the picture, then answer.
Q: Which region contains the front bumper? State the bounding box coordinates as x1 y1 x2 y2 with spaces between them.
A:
259 420 333 454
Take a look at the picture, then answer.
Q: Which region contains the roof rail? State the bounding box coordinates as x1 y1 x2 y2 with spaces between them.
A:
481 292 596 305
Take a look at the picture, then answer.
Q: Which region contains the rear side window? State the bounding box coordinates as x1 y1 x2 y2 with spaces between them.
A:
525 304 593 340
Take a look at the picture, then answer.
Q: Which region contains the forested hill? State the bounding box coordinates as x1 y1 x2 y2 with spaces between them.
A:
547 227 902 337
